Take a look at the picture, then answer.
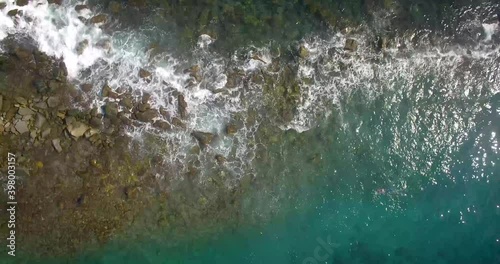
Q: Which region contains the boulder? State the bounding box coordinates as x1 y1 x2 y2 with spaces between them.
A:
139 68 152 79
119 97 133 109
178 94 188 118
171 117 186 129
90 14 107 24
0 3 6 10
102 84 119 98
299 45 310 59
225 123 238 135
16 0 28 6
89 117 102 129
76 39 89 55
191 131 214 145
18 107 35 116
137 102 150 112
75 5 88 12
215 154 226 165
81 83 93 93
135 109 157 122
67 121 89 138
35 114 46 129
52 139 63 153
153 120 171 130
7 9 18 17
47 96 60 108
184 65 202 82
141 92 151 104
344 39 358 52
104 102 118 117
14 120 29 134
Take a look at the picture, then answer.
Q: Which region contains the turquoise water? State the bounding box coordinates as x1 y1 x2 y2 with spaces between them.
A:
71 68 499 263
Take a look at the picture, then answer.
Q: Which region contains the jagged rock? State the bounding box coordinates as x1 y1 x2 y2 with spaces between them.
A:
89 117 102 129
75 5 88 12
119 97 133 109
15 96 27 105
7 9 18 17
76 39 89 55
191 131 214 145
135 109 157 122
139 68 152 79
33 101 47 109
109 1 121 14
137 102 150 112
141 92 151 104
41 128 51 138
47 97 60 108
33 79 48 94
52 139 63 153
184 65 202 82
81 83 92 93
67 121 89 138
102 84 119 98
171 117 186 129
344 39 358 52
215 154 226 165
35 114 46 129
14 120 29 134
18 107 35 116
178 94 188 118
90 14 107 24
153 120 171 130
299 45 310 59
16 0 28 6
226 123 238 135
104 102 118 117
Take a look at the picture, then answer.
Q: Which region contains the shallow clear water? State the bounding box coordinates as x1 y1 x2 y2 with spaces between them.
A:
0 0 499 263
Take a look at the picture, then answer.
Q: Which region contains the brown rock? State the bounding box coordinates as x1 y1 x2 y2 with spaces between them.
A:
7 9 18 17
171 117 186 129
81 83 93 93
344 39 358 52
139 68 152 79
52 138 63 153
191 131 214 146
178 94 188 118
135 109 157 122
226 123 238 135
153 120 171 130
0 3 7 10
67 121 89 138
90 14 107 24
16 0 28 6
215 154 226 165
75 5 88 12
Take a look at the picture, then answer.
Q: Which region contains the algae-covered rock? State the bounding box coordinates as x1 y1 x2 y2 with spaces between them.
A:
299 45 310 59
345 39 358 51
90 14 107 24
135 109 157 122
192 131 214 146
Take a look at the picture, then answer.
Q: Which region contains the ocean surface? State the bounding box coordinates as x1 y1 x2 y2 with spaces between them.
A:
1 0 499 263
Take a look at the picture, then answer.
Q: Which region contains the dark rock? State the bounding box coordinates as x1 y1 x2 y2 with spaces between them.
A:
103 102 118 117
137 102 150 112
102 84 119 98
108 1 121 14
153 120 171 130
75 5 88 12
90 14 107 24
7 9 18 17
141 92 151 104
135 109 157 122
16 0 28 6
47 0 63 4
0 3 6 10
81 83 93 93
89 117 102 129
344 39 358 52
52 138 63 153
171 117 186 129
178 94 188 118
0 95 2 111
14 47 33 62
226 123 238 135
191 131 214 145
138 68 152 79
76 39 89 55
119 97 133 109
215 154 226 165
184 65 202 82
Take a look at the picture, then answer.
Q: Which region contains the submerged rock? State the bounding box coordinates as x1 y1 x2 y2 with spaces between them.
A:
178 94 188 119
75 5 89 12
225 123 238 135
215 154 226 165
135 109 157 122
299 45 310 59
192 131 214 146
345 39 358 52
90 14 107 24
76 39 89 55
139 68 152 79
